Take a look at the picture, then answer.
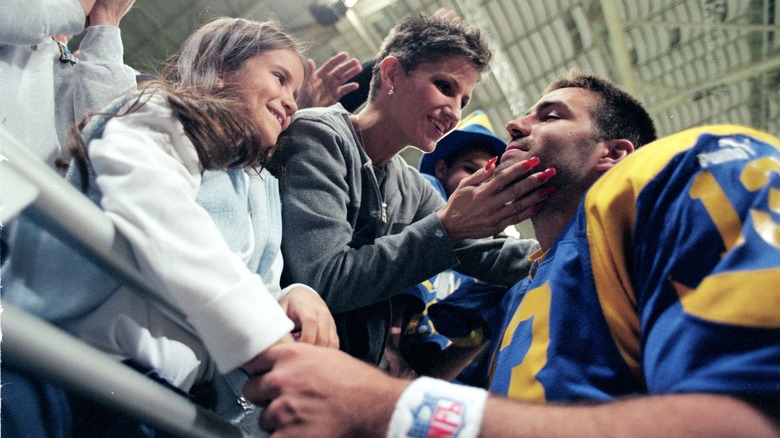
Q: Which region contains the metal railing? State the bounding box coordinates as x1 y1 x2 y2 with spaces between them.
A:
0 128 250 437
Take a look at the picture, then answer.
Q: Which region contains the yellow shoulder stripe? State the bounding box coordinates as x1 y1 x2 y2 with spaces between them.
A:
673 269 780 328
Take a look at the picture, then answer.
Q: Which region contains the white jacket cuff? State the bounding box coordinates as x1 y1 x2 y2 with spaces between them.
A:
187 275 294 373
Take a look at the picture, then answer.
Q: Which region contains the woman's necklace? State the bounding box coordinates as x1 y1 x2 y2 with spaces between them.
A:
354 114 388 223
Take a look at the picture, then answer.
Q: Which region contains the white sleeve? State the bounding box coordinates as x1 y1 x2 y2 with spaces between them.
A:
0 0 84 45
89 94 294 373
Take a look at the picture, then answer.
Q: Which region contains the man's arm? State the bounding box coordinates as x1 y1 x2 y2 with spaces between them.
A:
481 393 778 437
244 343 779 438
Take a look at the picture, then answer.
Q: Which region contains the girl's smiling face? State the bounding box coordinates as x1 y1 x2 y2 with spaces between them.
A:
225 49 304 148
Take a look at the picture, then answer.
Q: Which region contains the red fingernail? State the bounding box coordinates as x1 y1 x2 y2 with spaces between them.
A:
485 156 498 170
537 167 557 183
537 186 556 198
521 156 540 170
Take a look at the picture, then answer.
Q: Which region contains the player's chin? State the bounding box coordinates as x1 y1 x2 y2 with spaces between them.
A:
499 148 530 166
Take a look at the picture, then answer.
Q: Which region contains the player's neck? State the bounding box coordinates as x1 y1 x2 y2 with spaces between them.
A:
531 198 581 250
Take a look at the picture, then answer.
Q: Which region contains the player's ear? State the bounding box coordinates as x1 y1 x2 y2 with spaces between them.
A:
595 138 634 172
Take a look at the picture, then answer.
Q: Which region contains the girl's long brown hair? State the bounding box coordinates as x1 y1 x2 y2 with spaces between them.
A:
72 18 302 188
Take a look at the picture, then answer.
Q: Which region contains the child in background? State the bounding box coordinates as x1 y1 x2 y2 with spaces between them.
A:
394 111 513 387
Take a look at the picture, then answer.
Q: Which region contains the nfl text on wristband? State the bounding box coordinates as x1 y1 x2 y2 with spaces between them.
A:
387 377 488 438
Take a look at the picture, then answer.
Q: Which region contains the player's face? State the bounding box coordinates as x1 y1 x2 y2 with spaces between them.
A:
500 87 606 193
436 149 494 197
224 49 304 149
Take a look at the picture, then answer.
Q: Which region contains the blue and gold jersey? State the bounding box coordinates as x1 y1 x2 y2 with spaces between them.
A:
489 125 780 402
400 174 481 352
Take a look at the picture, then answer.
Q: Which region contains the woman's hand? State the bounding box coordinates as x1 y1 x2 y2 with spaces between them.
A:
278 285 339 349
437 156 556 243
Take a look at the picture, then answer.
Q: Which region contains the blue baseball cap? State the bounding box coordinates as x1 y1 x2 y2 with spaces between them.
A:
419 110 507 176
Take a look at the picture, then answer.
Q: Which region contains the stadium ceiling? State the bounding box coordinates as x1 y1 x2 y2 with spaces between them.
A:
119 0 779 139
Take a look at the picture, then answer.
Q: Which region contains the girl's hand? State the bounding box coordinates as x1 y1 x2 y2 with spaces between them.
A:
278 285 339 349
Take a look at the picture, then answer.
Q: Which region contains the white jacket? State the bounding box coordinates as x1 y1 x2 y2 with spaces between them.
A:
3 93 297 390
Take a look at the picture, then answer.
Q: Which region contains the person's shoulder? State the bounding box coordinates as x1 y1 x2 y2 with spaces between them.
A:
273 104 357 168
116 88 168 109
112 89 178 125
589 125 780 202
290 103 351 128
282 104 354 148
633 124 779 162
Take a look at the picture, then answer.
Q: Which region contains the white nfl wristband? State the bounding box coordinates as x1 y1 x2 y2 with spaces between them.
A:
387 377 488 438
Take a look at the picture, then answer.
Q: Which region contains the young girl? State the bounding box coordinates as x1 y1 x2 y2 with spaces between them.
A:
3 17 337 424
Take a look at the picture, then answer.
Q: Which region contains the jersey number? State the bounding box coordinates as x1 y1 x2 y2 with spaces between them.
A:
689 156 780 250
498 282 551 401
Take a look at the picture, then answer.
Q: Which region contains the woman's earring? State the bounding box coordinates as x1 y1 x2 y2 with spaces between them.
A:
388 86 394 96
